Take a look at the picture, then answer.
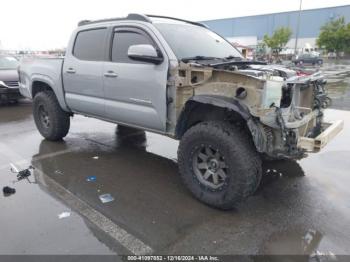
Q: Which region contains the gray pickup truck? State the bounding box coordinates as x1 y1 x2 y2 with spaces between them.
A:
19 14 343 209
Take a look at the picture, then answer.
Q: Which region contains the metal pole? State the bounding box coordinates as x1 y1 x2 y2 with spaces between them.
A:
294 0 303 55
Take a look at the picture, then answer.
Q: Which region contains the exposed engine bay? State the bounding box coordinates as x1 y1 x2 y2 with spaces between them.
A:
171 59 340 159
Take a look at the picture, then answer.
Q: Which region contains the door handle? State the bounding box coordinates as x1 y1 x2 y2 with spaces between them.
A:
66 68 76 74
104 71 118 78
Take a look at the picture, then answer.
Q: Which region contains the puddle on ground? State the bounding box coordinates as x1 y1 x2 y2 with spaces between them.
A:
324 71 350 110
262 228 323 255
256 228 338 262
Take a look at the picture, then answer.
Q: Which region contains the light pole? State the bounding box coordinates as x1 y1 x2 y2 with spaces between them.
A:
294 0 303 55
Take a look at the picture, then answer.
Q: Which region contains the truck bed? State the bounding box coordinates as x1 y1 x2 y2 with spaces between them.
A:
19 57 69 111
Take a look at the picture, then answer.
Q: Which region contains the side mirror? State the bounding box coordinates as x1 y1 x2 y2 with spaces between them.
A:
128 44 163 64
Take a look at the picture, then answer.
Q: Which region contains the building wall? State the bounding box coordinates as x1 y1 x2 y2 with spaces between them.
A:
202 5 350 45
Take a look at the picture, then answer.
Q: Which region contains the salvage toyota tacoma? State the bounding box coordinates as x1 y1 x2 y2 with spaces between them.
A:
18 14 343 209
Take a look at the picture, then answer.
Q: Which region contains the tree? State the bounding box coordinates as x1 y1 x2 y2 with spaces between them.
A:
263 27 292 56
316 17 350 55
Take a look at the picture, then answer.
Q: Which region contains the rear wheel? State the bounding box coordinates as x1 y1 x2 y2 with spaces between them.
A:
178 121 262 209
33 91 70 141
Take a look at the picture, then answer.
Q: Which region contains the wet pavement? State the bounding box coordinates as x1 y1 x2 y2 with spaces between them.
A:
1 66 350 258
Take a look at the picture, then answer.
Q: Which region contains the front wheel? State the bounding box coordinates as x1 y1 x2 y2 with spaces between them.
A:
33 91 70 141
178 121 262 210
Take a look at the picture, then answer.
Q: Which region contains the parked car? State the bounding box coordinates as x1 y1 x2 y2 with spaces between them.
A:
293 53 323 65
19 14 343 209
0 55 22 103
327 52 337 59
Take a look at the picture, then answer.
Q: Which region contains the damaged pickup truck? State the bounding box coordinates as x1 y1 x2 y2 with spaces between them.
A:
18 14 343 209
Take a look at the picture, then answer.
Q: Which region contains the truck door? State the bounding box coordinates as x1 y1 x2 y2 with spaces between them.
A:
63 27 108 116
103 26 168 132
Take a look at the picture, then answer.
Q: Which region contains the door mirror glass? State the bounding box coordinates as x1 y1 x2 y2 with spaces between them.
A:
128 44 163 64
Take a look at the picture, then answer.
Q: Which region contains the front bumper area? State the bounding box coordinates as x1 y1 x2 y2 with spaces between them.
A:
0 87 22 101
297 120 344 152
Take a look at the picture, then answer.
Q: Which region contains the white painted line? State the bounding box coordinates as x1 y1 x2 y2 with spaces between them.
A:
35 168 153 255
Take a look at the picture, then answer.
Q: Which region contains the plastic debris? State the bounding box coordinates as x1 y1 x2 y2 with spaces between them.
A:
54 170 64 175
92 156 99 160
86 176 97 182
10 163 35 183
3 186 16 196
99 193 114 203
58 212 71 219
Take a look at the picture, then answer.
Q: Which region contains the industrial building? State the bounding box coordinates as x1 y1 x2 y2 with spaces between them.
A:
202 5 350 53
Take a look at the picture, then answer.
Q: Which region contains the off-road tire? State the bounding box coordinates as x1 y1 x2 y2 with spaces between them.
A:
33 91 70 141
178 121 262 210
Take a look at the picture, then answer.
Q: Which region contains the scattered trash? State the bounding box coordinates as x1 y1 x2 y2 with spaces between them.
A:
99 193 114 203
3 186 16 196
58 212 71 219
86 176 97 182
92 156 99 160
10 163 35 183
54 170 64 175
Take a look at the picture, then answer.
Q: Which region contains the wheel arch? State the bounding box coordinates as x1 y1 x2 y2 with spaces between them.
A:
31 77 70 112
175 95 252 139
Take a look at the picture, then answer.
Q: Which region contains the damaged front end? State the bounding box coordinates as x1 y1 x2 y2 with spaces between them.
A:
252 71 343 159
172 61 343 160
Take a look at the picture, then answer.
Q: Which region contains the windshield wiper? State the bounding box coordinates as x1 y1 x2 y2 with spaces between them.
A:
181 56 221 63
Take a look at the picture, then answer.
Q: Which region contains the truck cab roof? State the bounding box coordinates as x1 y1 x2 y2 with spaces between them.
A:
77 13 207 28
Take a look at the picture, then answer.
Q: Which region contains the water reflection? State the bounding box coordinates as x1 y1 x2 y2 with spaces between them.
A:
114 125 147 149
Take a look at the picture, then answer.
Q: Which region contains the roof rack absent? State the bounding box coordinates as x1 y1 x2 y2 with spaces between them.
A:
77 13 207 28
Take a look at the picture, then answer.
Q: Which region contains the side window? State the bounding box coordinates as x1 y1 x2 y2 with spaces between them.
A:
73 28 107 61
111 29 154 63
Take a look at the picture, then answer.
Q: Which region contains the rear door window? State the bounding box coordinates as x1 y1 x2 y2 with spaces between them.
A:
73 28 107 61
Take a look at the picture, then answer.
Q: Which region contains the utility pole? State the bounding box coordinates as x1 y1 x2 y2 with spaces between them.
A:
294 0 303 55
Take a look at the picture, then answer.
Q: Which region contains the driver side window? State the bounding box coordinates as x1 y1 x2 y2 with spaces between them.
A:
111 29 154 63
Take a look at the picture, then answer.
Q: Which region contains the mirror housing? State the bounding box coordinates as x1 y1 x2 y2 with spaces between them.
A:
128 44 163 64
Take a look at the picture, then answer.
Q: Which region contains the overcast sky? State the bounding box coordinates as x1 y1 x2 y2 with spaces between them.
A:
1 0 350 50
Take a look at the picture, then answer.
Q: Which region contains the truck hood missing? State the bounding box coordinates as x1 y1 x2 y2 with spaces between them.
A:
173 60 337 158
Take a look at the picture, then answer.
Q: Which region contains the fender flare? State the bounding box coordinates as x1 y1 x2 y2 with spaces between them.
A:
30 74 70 112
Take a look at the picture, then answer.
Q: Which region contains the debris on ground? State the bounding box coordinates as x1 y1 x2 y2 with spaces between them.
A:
99 193 114 203
92 156 99 160
3 186 16 196
10 163 35 183
58 212 71 219
86 176 97 182
54 170 64 175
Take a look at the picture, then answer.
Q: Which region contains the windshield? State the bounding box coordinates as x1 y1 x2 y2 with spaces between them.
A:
154 23 243 61
0 56 19 70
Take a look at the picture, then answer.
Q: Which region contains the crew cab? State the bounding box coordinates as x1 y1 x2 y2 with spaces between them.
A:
19 14 343 209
